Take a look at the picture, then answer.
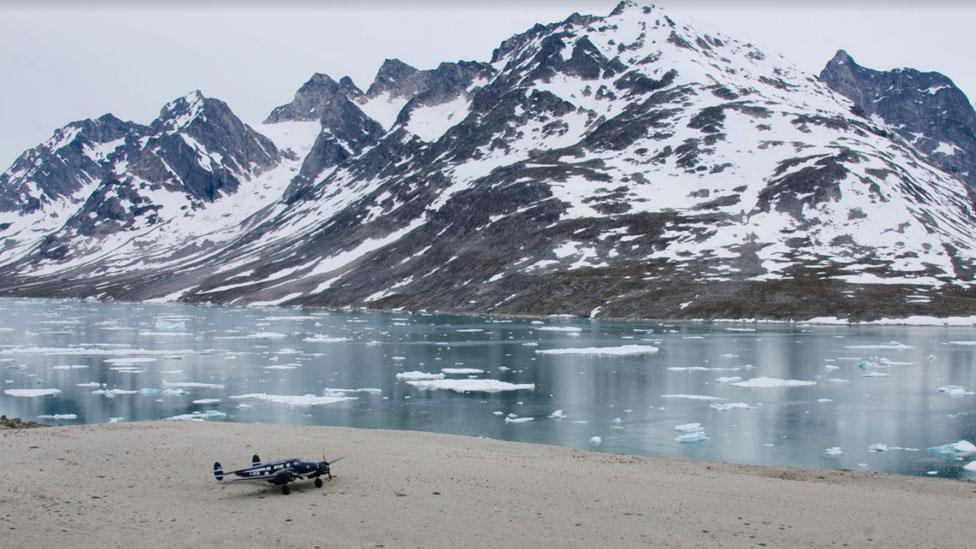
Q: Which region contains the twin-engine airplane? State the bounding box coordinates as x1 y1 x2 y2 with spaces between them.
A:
213 454 342 495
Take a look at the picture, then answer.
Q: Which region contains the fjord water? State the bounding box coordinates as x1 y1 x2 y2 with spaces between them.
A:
1 298 974 478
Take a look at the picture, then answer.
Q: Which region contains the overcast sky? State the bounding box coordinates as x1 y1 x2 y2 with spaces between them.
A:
1 1 974 169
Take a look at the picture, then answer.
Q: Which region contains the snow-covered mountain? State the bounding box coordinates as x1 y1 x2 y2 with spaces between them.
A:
1 1 974 321
820 50 976 190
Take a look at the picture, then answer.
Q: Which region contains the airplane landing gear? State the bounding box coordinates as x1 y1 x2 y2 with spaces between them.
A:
281 485 291 495
314 477 323 488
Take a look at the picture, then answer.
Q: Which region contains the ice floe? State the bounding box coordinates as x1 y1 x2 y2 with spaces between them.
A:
441 368 484 375
549 409 566 419
302 335 351 343
504 416 534 424
395 371 445 381
166 410 227 421
709 402 751 411
162 381 225 389
4 388 60 397
938 385 975 397
228 393 356 406
825 447 843 456
405 379 535 393
926 440 976 460
661 394 726 401
536 345 658 356
869 443 889 453
589 436 602 446
843 342 914 350
731 377 816 388
674 422 703 433
37 413 77 420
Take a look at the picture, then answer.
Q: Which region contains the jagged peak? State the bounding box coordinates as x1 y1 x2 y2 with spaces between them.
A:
367 58 421 97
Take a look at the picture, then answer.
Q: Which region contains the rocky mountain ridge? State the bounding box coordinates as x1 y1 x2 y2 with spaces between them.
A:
0 1 974 321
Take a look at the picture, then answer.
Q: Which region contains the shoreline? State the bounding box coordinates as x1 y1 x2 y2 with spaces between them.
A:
4 294 976 327
1 422 973 548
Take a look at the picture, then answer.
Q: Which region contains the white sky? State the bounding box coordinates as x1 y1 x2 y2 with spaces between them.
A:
1 1 974 169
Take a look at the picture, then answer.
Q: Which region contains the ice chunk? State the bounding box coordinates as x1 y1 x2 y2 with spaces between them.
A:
844 342 914 350
192 398 220 404
709 402 750 411
675 431 708 443
536 326 582 332
731 377 816 388
674 422 704 433
395 371 445 381
825 447 843 456
441 368 484 375
37 413 77 420
926 440 976 460
91 388 139 397
661 394 726 401
964 461 976 472
3 388 60 397
405 379 535 393
166 410 227 421
716 376 742 384
869 443 889 452
504 416 534 424
163 381 225 389
938 385 975 397
228 393 356 406
589 436 602 446
535 345 658 356
301 335 351 343
104 357 157 365
549 409 566 419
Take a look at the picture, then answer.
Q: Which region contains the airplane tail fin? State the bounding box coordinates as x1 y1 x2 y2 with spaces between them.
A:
252 454 261 467
213 462 224 481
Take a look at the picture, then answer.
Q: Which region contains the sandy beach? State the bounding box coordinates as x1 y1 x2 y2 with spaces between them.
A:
1 422 973 548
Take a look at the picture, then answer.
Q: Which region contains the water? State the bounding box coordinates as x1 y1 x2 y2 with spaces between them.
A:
1 298 974 478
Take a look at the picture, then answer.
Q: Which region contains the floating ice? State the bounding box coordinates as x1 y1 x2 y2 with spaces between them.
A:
926 440 976 460
76 382 101 388
441 368 484 375
675 431 708 443
674 422 704 433
857 360 892 377
947 341 976 346
395 371 445 381
37 413 77 420
166 410 227 421
938 385 975 397
964 461 976 472
825 378 850 384
4 388 60 397
162 381 225 389
104 357 157 365
731 377 816 388
192 398 220 404
710 402 750 411
661 394 726 401
263 364 300 370
869 443 888 453
302 335 351 343
549 409 566 419
91 389 138 397
716 376 742 384
825 447 843 456
844 342 914 350
536 345 658 356
504 416 534 424
589 436 602 446
536 326 582 332
52 364 89 370
228 393 356 406
406 379 535 393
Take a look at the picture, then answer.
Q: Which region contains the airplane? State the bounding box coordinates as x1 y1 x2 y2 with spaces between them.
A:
213 454 342 495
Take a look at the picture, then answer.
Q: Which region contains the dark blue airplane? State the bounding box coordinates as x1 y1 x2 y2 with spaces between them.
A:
213 454 342 495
